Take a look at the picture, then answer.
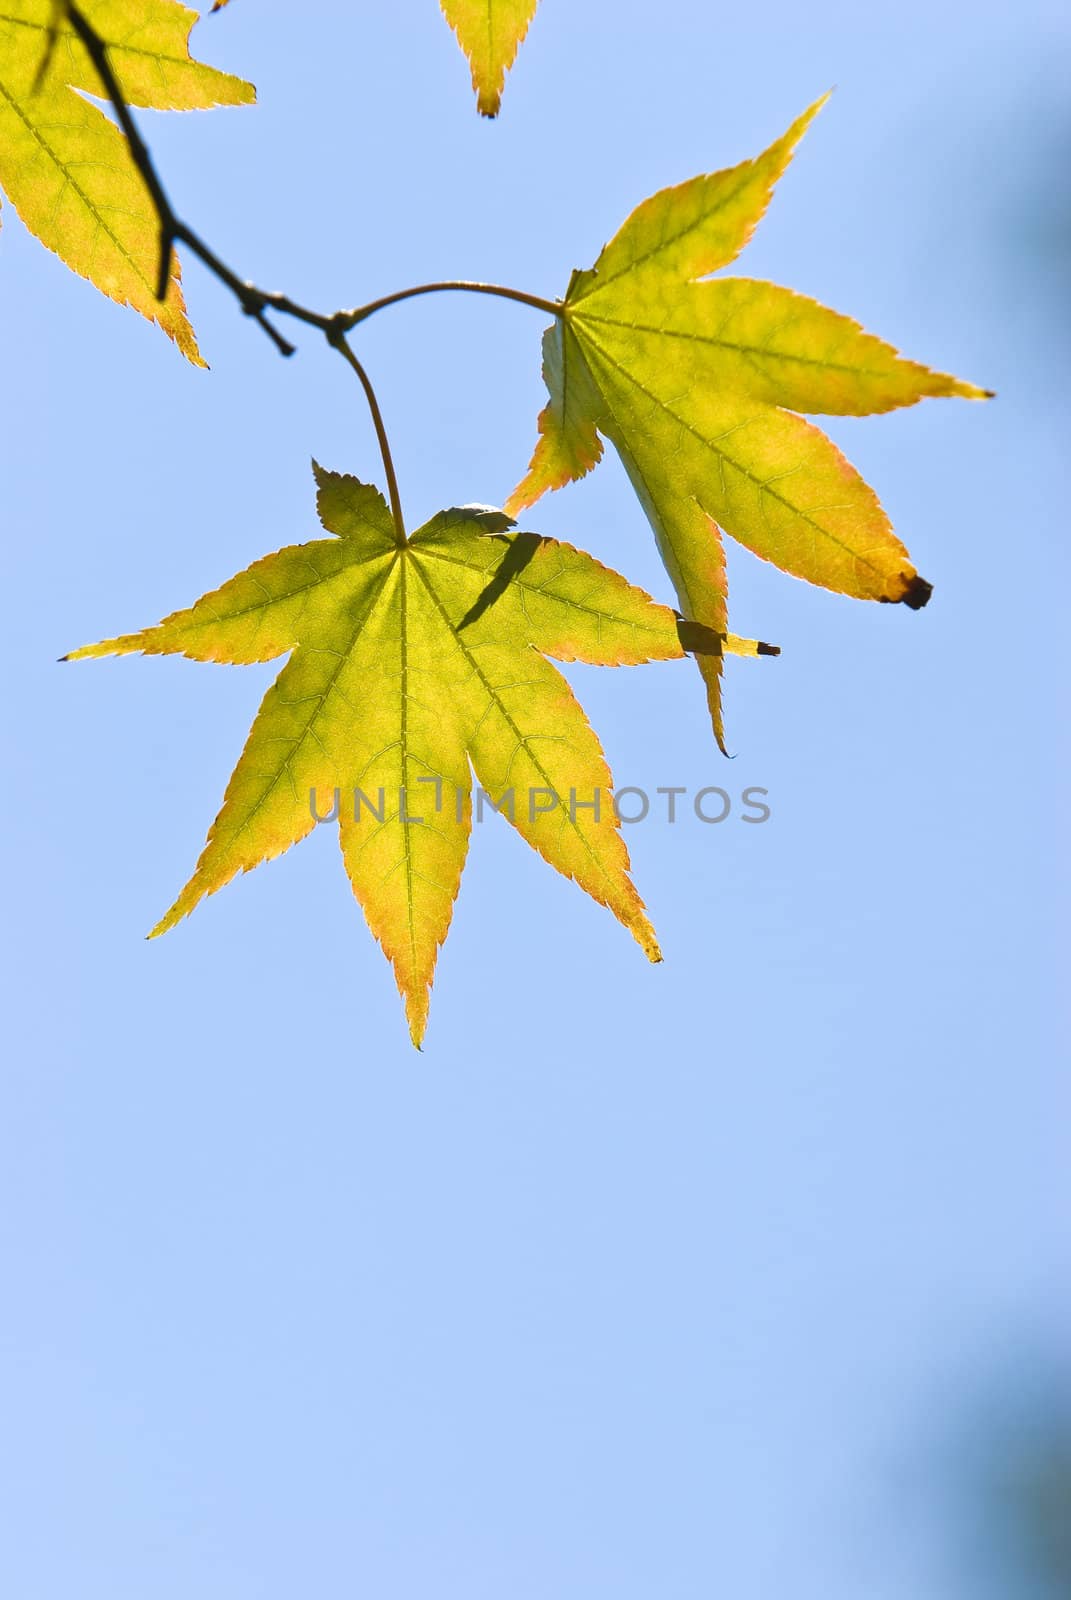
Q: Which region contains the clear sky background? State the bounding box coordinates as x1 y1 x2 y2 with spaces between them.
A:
1 2 1068 1596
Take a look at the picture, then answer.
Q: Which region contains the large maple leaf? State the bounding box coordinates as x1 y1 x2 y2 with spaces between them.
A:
66 464 755 1046
0 0 254 362
505 97 990 750
440 0 538 116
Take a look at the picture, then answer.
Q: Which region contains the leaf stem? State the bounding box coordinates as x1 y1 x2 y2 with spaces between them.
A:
328 333 407 544
342 282 562 326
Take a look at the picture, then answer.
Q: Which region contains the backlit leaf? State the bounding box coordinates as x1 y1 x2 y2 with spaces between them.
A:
66 463 750 1046
0 0 254 361
507 97 990 748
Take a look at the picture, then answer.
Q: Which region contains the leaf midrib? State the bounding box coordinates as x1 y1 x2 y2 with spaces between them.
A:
0 11 213 75
211 561 398 852
0 67 160 300
411 550 621 900
161 541 394 641
577 306 913 387
578 323 889 580
576 159 770 300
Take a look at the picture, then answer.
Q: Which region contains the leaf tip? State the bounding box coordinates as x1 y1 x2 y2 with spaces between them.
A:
147 904 181 940
756 641 780 657
406 1000 429 1049
948 377 994 401
900 575 933 611
798 88 834 132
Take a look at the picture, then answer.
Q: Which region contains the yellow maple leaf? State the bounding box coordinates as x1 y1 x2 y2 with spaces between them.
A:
66 464 756 1046
0 0 254 362
506 97 991 750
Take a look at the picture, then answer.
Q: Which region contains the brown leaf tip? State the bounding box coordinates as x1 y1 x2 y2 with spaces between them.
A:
757 642 781 657
901 575 933 611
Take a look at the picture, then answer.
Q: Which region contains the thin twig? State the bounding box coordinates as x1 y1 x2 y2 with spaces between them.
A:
329 332 407 543
341 281 562 326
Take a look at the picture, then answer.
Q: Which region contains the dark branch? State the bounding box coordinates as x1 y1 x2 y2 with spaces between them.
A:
63 2 179 302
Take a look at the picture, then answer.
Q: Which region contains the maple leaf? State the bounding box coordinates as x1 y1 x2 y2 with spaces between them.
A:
440 0 538 116
0 0 254 362
505 96 991 751
65 463 756 1047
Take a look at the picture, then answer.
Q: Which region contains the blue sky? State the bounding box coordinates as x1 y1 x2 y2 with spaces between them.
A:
1 2 1068 1596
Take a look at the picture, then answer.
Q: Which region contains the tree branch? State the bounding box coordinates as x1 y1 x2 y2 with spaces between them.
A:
63 1 181 303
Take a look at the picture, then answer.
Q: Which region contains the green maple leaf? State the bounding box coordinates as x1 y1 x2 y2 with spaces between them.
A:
66 464 759 1046
440 0 538 116
0 0 254 362
505 96 991 750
